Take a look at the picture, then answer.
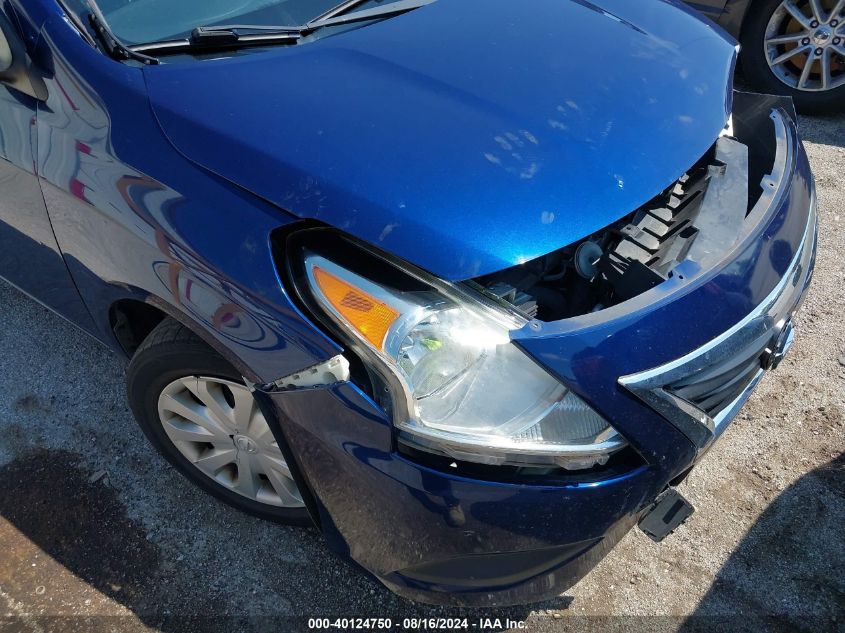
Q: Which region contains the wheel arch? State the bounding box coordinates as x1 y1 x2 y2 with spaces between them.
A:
718 0 757 40
107 293 261 384
109 298 168 358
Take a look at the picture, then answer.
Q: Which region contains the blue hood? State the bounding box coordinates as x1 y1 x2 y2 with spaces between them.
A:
145 0 736 280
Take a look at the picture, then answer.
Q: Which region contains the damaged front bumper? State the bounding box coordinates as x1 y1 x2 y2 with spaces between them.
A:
620 191 816 453
260 92 818 606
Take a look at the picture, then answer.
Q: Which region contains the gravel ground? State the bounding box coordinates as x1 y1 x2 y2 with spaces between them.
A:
0 113 843 633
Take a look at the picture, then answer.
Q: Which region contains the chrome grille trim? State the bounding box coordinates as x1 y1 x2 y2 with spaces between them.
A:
619 192 817 452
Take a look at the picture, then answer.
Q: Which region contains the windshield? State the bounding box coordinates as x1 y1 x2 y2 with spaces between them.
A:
66 0 392 45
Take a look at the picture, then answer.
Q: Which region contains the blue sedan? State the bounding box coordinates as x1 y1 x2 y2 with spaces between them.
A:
0 0 816 605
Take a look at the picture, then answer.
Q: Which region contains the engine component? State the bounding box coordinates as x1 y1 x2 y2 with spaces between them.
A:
574 241 603 280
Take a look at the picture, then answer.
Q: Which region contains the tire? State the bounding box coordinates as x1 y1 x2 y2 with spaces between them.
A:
739 0 845 115
126 317 312 525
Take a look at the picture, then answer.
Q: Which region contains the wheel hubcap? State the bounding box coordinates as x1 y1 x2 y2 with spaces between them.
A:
813 25 833 44
765 0 845 92
234 435 259 453
157 376 304 508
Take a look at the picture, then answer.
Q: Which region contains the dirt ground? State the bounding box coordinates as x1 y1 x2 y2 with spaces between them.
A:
0 112 842 633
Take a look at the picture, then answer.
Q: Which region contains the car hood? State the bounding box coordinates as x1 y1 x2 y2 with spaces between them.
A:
145 0 736 280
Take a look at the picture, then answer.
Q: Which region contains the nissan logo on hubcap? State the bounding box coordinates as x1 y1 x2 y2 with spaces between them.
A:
234 435 258 454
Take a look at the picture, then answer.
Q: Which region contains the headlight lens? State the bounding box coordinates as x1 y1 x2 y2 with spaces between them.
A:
303 251 626 469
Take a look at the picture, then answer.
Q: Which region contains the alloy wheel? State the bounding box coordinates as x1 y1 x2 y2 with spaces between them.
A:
765 0 845 91
157 376 304 508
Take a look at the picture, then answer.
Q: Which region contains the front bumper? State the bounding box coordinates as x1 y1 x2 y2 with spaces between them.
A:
264 97 817 606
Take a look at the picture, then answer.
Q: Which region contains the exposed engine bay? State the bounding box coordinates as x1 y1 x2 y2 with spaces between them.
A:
472 92 788 321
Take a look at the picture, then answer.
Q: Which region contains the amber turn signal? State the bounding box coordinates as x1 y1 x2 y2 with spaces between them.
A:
312 266 400 350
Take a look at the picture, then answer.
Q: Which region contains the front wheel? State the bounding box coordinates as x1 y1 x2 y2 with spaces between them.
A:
126 318 311 525
740 0 845 114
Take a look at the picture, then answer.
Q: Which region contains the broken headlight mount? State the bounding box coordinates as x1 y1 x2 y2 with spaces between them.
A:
283 230 628 471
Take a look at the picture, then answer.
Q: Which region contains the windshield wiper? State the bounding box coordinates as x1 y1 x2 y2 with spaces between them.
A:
85 0 159 64
129 0 436 57
308 0 436 29
129 26 303 56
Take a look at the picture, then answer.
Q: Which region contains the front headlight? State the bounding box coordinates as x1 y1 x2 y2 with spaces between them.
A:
299 244 627 470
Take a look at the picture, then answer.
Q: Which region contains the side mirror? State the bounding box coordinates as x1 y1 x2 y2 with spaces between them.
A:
0 11 47 101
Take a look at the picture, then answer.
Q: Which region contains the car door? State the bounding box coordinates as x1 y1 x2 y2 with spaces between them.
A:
0 5 95 333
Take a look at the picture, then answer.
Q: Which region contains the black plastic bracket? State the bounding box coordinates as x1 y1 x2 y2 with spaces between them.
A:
638 487 695 542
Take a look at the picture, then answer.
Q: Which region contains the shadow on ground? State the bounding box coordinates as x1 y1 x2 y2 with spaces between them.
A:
680 453 844 633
